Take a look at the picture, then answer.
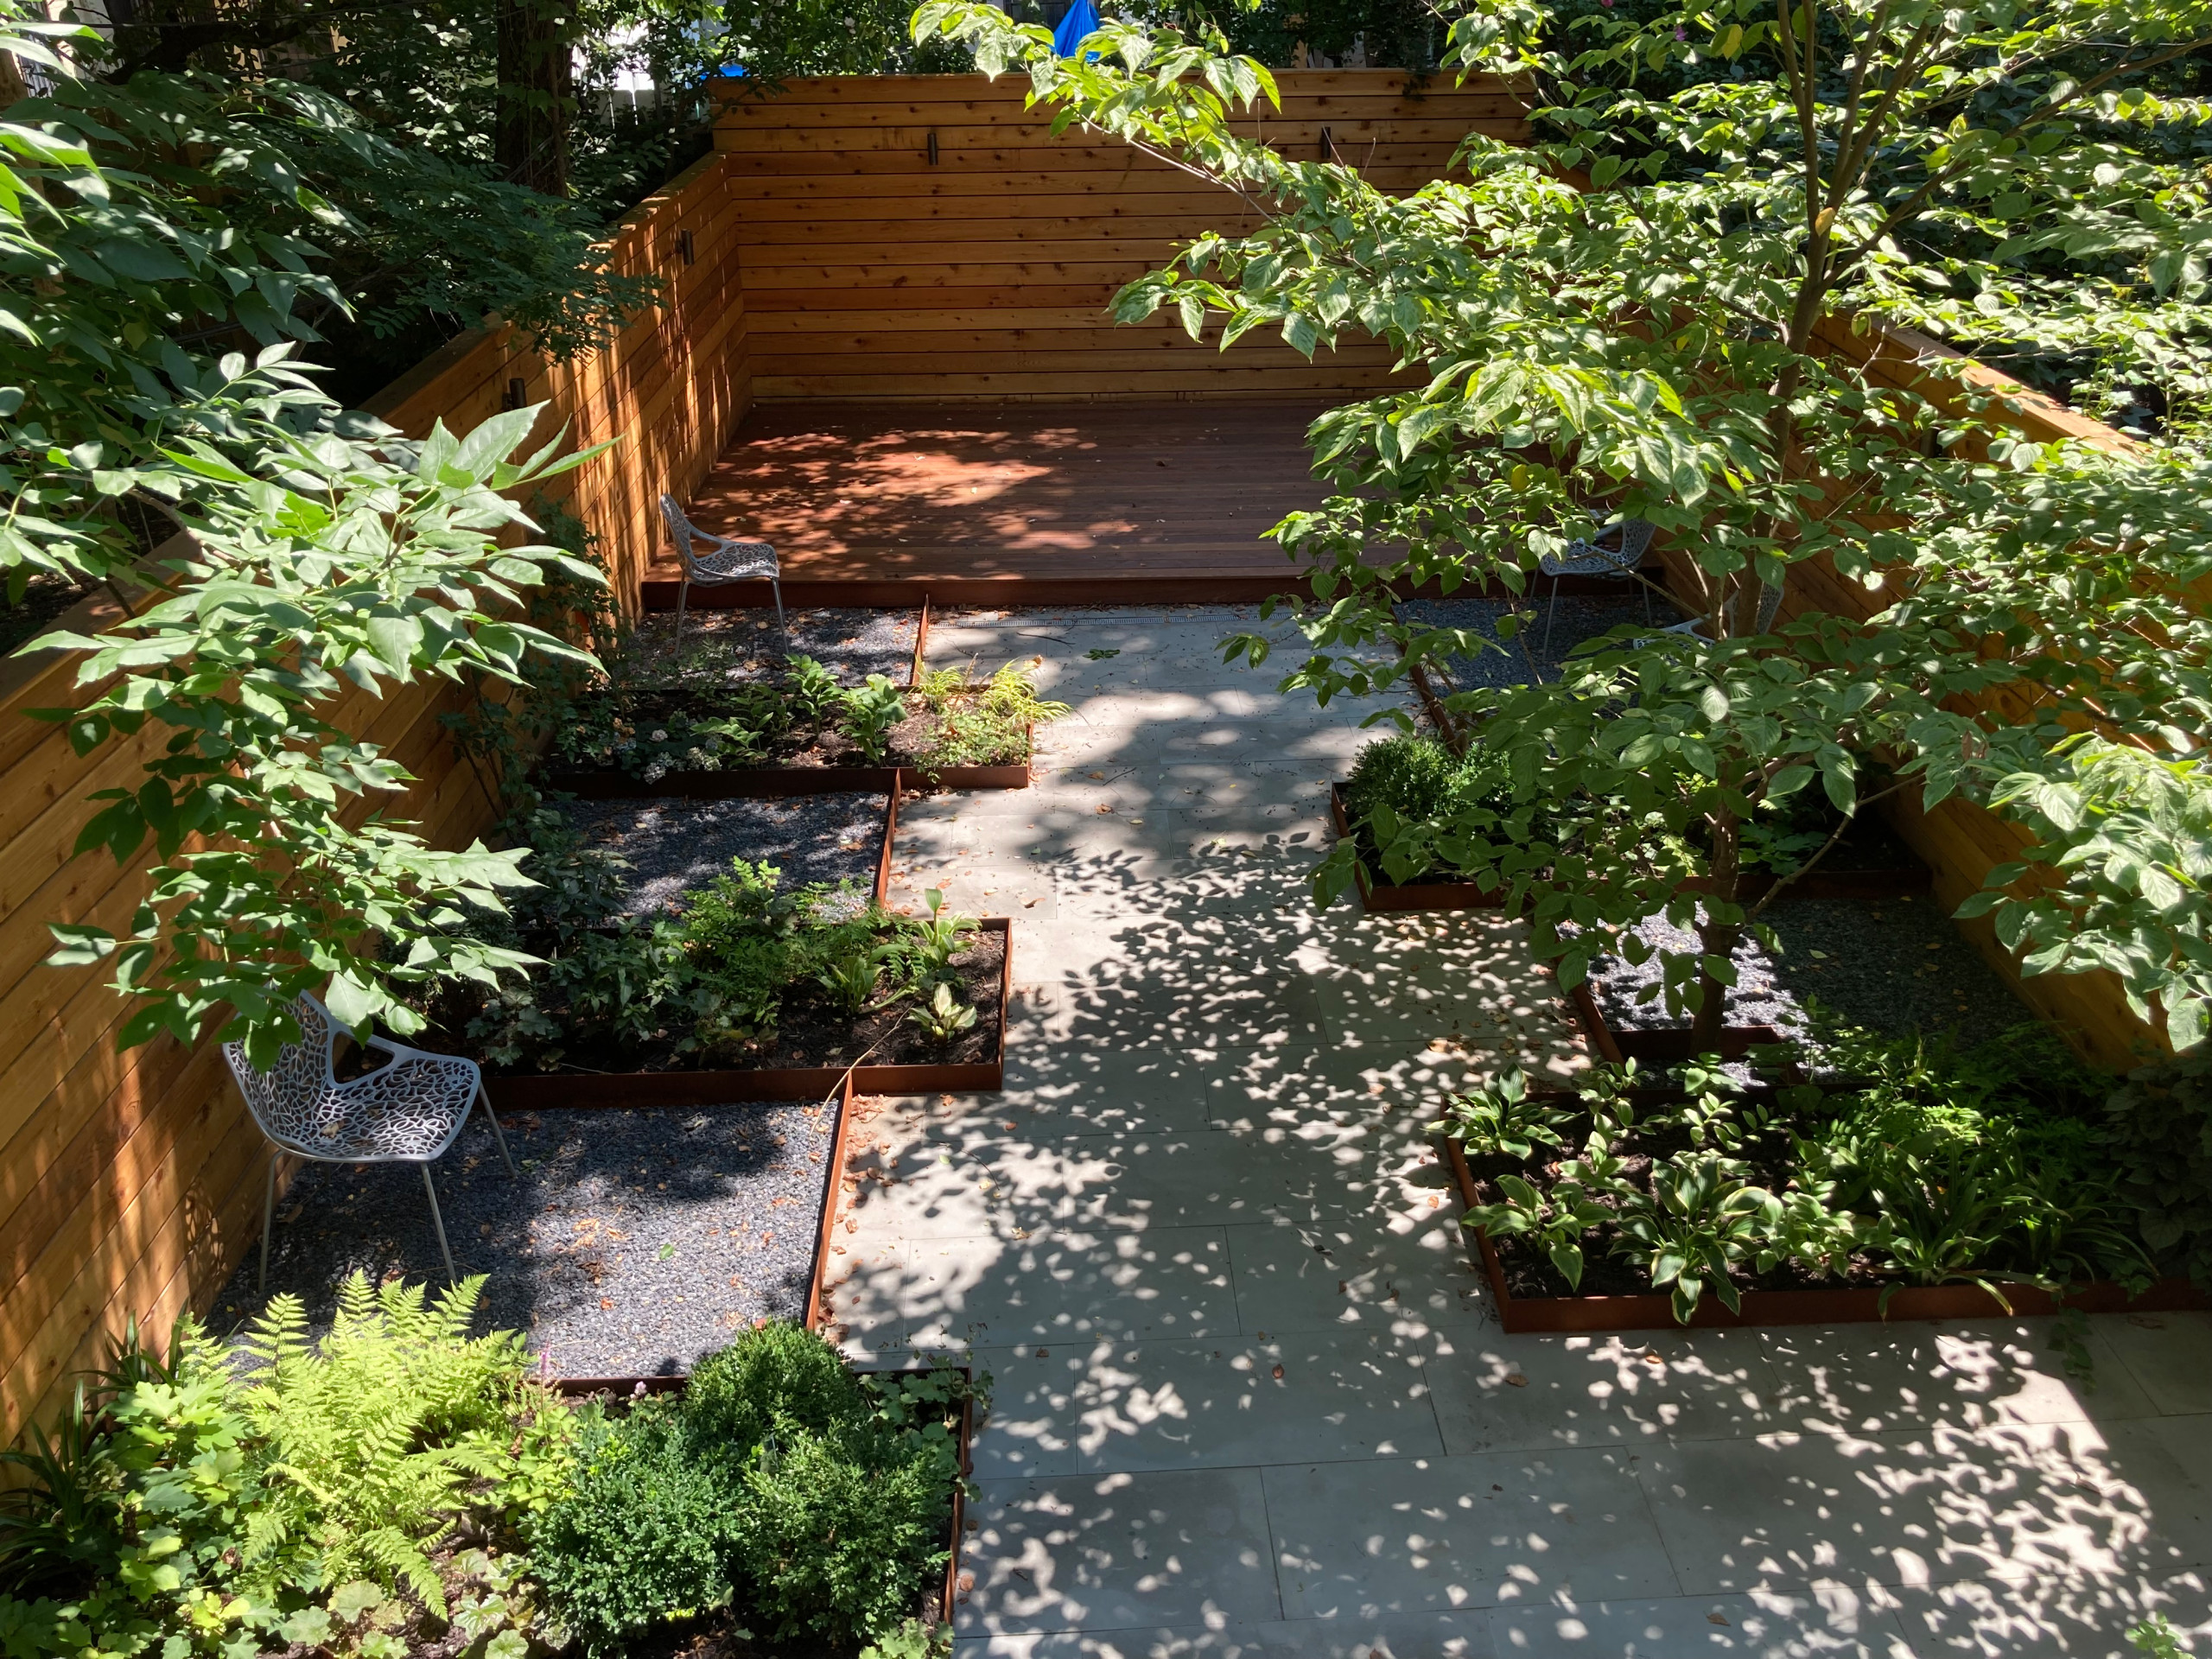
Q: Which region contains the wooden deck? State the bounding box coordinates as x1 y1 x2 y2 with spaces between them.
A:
645 402 1339 607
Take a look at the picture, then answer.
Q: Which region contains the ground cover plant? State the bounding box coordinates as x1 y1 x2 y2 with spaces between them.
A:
419 821 1002 1075
913 0 2212 1054
1443 1022 2160 1324
0 1293 969 1659
548 649 1066 784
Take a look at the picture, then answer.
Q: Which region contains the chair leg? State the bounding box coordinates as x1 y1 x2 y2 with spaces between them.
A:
771 575 785 633
257 1152 279 1292
674 577 689 646
478 1083 518 1179
1542 577 1563 655
421 1165 458 1284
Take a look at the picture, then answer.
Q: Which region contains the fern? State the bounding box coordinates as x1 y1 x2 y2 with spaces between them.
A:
239 1274 530 1617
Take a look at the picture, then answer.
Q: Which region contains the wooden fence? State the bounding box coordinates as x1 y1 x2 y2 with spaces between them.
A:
711 71 1527 402
0 143 752 1448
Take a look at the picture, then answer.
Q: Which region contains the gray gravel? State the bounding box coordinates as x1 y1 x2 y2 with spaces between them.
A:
1590 895 2037 1048
555 793 886 915
627 607 919 685
214 1100 842 1378
1397 594 1654 690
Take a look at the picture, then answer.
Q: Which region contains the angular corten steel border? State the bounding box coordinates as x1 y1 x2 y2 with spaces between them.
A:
543 745 1031 799
481 918 1011 1109
546 1364 975 1623
1328 785 1513 914
1436 1135 2205 1333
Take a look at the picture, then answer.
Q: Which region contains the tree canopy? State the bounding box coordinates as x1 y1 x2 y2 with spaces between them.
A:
915 0 2212 1051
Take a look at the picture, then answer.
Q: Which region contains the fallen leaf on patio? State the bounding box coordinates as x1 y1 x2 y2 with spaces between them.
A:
1707 1615 1731 1627
1505 1373 1529 1387
1096 804 1111 814
1271 1364 1284 1379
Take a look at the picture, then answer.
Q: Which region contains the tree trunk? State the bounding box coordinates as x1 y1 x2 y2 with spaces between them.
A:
496 0 571 197
1691 808 1743 1048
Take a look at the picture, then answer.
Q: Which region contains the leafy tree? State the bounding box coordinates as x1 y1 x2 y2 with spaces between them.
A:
3 1 615 1058
913 0 2212 1049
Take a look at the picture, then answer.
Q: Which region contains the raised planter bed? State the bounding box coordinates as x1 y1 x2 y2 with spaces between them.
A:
1329 785 1929 916
1570 982 1783 1066
1435 1135 2205 1332
483 917 1012 1109
1329 783 1513 913
543 749 1031 801
547 1363 975 1626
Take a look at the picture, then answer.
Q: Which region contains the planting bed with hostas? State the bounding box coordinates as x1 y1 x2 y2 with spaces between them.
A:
1332 732 1929 915
543 647 1063 797
1437 1022 2204 1335
410 809 1007 1105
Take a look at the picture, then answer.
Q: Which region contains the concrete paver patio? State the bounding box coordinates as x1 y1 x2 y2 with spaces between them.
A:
821 606 2212 1658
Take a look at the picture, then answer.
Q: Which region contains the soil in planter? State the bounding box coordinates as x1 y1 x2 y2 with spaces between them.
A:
1589 897 2037 1047
625 607 921 686
1396 594 1652 690
555 793 885 916
209 1098 841 1377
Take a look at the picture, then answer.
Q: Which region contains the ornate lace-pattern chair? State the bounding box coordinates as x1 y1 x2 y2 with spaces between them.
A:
224 995 515 1288
659 493 784 642
1536 516 1656 650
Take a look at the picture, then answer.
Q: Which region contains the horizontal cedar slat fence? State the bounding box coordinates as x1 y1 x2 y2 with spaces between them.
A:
712 70 1528 403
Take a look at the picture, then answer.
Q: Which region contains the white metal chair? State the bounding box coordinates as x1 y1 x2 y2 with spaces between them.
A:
224 994 515 1289
659 493 783 642
1537 516 1656 650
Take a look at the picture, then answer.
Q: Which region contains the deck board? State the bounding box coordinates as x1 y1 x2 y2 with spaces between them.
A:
645 401 1340 607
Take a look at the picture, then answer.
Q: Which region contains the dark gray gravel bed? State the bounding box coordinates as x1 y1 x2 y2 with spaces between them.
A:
1589 895 2037 1050
214 1099 841 1378
555 793 886 915
1397 595 1653 690
627 607 918 684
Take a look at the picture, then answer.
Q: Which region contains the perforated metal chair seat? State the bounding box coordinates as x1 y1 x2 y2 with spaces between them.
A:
224 994 514 1287
687 538 779 582
1538 517 1658 649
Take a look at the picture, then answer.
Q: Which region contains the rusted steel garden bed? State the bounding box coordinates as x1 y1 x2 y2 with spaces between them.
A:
543 749 1031 800
483 917 1012 1109
1434 1135 2204 1333
1329 785 1929 914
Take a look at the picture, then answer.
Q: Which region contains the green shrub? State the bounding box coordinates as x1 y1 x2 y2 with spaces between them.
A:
684 1321 867 1452
2104 1051 2212 1287
528 1402 737 1656
728 1416 952 1647
842 675 911 764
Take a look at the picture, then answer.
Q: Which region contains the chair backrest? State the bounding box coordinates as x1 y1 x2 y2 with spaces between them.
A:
660 493 706 575
1613 518 1656 563
222 994 337 1145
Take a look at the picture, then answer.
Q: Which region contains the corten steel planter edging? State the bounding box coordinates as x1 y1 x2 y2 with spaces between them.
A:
545 1367 976 1624
481 918 1013 1109
541 743 1032 801
1329 784 1515 914
1436 1135 2205 1333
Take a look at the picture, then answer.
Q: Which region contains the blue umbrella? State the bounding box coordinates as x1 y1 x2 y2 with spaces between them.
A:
1052 0 1100 58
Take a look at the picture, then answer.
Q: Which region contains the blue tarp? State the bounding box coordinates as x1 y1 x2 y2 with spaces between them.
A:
1052 0 1100 58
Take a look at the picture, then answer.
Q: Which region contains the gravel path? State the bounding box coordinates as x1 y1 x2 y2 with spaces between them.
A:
626 607 919 684
214 1100 841 1378
555 793 886 915
1590 894 2037 1048
1397 594 1653 690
